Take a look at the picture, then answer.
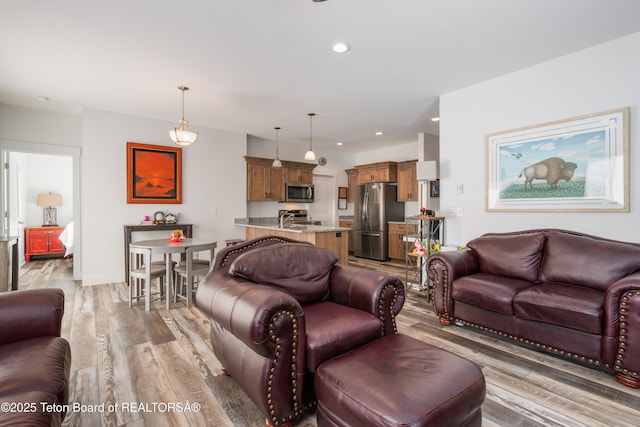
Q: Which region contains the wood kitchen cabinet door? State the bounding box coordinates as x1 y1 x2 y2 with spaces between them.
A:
345 169 358 202
339 220 355 252
355 161 398 184
397 160 418 201
246 161 284 201
387 222 417 261
286 167 312 185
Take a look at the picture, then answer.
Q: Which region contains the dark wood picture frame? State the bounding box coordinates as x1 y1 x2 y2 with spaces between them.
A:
338 186 348 210
127 142 182 204
430 179 440 198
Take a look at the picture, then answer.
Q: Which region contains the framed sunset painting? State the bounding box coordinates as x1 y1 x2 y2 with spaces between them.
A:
127 142 182 204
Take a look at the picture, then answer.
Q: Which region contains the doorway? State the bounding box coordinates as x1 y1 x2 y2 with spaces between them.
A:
1 141 81 281
310 174 336 225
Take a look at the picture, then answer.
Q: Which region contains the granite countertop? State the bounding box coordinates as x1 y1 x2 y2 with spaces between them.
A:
235 218 350 233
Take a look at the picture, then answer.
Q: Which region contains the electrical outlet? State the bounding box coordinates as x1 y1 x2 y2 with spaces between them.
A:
210 207 217 214
450 208 463 217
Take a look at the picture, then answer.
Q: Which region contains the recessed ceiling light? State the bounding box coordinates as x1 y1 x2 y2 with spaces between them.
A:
336 142 343 146
431 117 440 122
375 131 383 136
37 96 49 102
332 42 350 54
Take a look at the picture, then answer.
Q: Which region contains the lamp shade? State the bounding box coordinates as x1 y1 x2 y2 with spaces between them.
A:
37 193 62 207
416 161 437 181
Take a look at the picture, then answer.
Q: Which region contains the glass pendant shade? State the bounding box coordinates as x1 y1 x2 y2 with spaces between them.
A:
304 149 316 161
272 126 282 167
170 120 199 146
305 113 316 161
169 86 198 146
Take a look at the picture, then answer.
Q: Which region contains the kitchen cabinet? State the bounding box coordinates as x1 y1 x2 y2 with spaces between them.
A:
387 222 418 261
25 226 65 261
355 161 397 184
286 166 313 185
339 220 355 253
245 157 316 201
345 169 358 202
245 157 285 201
397 160 418 201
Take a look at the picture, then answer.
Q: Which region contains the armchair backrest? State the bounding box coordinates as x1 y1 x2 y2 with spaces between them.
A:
229 243 339 304
211 235 312 273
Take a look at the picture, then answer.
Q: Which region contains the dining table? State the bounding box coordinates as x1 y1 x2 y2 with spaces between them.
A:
128 237 217 309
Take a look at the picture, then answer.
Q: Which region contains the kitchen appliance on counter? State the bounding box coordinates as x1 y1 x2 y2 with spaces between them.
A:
354 183 404 261
284 183 314 203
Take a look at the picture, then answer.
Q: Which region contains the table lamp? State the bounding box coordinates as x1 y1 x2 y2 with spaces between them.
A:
37 193 62 226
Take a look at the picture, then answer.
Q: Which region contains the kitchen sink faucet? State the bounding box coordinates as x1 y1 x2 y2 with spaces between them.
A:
280 212 295 228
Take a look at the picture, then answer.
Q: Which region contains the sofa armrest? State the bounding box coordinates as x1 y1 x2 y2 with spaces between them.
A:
0 288 65 346
604 273 640 386
329 265 405 336
427 250 479 323
196 271 305 358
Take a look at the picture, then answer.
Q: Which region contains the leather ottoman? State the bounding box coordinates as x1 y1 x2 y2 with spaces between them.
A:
315 334 485 427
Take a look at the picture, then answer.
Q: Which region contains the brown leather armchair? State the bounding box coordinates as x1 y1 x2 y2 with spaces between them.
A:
0 288 71 426
196 236 405 427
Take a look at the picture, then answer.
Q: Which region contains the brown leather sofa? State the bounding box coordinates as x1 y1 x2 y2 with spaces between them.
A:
196 236 405 426
427 229 640 388
0 288 72 426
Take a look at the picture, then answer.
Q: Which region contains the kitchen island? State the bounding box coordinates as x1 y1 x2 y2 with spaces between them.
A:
235 221 350 265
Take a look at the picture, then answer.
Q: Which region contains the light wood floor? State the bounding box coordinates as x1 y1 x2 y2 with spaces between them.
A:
19 258 640 427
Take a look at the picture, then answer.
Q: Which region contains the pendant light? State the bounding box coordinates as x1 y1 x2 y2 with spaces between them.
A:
169 86 199 146
304 113 316 161
272 127 282 167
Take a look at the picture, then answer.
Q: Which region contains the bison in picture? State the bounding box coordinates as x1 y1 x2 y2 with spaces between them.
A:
519 157 577 189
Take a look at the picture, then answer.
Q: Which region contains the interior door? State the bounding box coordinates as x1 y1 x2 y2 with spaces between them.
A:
1 149 7 237
309 174 335 225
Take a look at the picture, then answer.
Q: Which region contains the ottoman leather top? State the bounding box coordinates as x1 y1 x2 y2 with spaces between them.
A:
315 334 486 427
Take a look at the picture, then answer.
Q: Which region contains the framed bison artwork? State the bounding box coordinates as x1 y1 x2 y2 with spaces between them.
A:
127 142 182 204
486 107 628 212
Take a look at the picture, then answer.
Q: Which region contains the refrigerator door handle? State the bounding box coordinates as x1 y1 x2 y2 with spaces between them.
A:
363 186 369 230
359 232 381 237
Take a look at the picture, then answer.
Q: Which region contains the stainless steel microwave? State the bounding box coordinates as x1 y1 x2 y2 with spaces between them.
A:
284 183 314 203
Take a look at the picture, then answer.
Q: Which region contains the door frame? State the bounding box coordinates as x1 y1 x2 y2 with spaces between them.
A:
1 139 82 280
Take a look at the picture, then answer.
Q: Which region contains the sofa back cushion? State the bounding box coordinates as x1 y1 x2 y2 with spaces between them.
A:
540 230 640 291
229 243 339 304
467 232 545 282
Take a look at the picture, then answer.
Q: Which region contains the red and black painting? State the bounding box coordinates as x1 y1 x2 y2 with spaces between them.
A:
127 142 182 204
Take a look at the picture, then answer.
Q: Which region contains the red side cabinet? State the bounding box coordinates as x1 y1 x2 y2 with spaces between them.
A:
24 226 65 262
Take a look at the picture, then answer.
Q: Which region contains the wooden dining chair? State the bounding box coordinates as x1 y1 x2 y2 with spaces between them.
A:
129 246 167 311
173 242 217 307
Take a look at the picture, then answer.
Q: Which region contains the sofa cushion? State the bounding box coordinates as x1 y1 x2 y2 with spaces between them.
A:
467 232 545 282
304 301 381 372
229 243 339 304
540 230 640 291
513 283 604 335
0 337 71 405
452 273 536 315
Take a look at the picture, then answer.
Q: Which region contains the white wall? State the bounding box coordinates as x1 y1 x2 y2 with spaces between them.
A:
440 31 640 245
23 153 73 227
82 109 247 285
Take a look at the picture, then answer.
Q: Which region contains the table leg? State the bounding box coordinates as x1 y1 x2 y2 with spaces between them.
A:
166 254 173 310
186 257 193 308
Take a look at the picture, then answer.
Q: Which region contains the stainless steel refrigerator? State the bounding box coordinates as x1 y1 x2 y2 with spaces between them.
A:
354 183 405 261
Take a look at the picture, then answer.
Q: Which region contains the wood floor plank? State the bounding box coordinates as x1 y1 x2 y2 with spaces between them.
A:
16 258 640 427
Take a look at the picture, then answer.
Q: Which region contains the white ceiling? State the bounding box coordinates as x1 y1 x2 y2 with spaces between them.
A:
2 0 640 153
